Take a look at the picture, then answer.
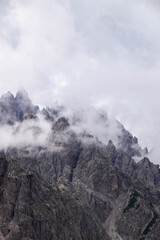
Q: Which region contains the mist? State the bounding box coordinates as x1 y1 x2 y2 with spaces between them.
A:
0 0 160 163
0 114 51 149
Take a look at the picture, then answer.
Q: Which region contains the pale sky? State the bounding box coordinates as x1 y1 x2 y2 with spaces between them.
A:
0 0 160 162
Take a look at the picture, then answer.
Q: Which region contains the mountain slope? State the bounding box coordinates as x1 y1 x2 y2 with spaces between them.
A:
0 152 110 240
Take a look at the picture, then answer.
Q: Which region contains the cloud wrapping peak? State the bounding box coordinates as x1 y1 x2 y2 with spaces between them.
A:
0 0 160 162
0 114 51 149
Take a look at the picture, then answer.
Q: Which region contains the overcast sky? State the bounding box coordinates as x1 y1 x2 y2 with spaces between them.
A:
0 0 160 161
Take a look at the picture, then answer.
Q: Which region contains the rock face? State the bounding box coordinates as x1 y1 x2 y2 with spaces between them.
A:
0 92 17 124
0 90 39 124
0 152 110 240
116 120 148 157
0 91 160 240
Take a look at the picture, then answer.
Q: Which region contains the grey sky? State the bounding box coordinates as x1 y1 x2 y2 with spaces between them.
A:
0 0 160 162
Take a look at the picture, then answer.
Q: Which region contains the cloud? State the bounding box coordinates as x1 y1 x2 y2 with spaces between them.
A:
66 107 121 147
0 0 160 162
0 114 51 150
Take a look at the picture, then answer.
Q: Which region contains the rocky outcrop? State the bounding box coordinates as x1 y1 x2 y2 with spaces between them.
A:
53 117 70 132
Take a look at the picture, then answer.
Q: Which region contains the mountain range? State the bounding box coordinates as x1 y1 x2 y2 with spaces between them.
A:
0 90 160 240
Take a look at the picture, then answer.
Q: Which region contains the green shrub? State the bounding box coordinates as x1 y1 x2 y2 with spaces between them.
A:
123 190 142 213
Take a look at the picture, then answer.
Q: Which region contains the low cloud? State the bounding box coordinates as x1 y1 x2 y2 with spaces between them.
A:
66 107 121 147
0 0 160 162
0 114 52 150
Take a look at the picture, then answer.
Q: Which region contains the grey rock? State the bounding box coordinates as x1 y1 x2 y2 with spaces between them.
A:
0 90 39 124
116 120 147 157
15 89 39 121
0 152 110 240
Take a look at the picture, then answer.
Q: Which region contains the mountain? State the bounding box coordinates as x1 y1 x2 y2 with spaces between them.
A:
0 91 160 240
0 90 39 124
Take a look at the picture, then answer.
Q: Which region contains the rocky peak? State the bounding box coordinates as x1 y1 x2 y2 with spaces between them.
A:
116 120 147 157
41 108 54 122
103 140 117 164
108 140 115 149
15 89 39 121
0 90 39 124
15 89 32 112
15 89 30 102
132 157 160 187
1 91 14 101
53 117 70 132
0 92 17 124
140 157 151 166
23 113 38 121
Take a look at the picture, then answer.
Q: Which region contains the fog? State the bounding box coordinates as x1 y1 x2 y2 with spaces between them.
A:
0 0 160 163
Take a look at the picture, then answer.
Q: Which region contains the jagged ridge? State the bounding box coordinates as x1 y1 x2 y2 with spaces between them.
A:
0 91 160 240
